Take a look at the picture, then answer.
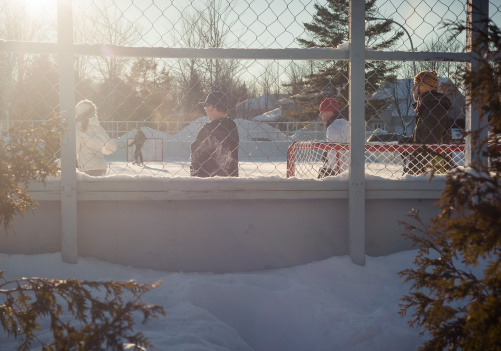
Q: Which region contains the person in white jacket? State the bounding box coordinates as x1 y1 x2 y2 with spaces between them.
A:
318 98 350 178
75 100 116 176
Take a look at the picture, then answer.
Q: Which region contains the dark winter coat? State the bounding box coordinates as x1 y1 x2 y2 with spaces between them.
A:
190 117 239 177
412 90 452 144
128 129 146 148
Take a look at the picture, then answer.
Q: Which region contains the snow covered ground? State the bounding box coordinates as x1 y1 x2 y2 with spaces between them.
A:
102 160 446 180
104 161 290 178
0 251 424 350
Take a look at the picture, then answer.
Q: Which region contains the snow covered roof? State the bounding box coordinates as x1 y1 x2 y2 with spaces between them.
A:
277 92 318 105
371 78 414 100
372 77 462 101
372 77 464 118
391 102 415 117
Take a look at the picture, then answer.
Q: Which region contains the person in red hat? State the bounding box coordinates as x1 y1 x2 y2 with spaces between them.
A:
318 97 349 178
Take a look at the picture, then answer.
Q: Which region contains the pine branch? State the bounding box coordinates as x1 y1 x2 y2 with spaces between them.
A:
0 273 165 350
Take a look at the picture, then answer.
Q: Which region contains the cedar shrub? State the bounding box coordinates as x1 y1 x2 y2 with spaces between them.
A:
398 19 501 351
1 118 165 350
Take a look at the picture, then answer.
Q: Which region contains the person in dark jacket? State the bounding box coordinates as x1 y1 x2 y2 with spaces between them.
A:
402 70 455 175
190 91 239 177
411 70 452 144
128 127 146 165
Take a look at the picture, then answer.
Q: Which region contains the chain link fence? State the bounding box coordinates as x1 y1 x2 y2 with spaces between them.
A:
0 0 499 178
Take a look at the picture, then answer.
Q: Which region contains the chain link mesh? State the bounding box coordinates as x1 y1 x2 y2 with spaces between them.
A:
0 0 499 178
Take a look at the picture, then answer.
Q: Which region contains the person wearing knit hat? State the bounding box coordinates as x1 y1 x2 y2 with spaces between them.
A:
319 97 339 113
75 100 117 176
413 70 440 98
410 71 452 144
402 71 454 175
318 97 349 178
190 91 239 177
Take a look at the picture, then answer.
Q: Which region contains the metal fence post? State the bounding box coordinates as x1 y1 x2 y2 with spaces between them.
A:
349 0 366 266
465 0 489 166
58 0 77 264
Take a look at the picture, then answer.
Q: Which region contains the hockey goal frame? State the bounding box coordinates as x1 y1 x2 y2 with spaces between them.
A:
286 141 466 178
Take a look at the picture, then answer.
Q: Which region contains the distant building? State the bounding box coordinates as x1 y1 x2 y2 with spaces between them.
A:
370 77 465 136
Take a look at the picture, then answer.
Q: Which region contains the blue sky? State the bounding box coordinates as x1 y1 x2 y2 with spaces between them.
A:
15 0 501 50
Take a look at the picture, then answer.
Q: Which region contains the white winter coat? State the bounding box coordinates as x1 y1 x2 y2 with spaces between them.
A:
326 118 350 173
76 116 116 172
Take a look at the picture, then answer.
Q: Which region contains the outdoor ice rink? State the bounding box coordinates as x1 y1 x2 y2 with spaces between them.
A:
105 160 290 178
102 157 464 179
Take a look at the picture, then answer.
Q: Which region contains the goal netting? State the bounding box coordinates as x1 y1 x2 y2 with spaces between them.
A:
127 138 163 163
287 141 350 178
287 141 465 178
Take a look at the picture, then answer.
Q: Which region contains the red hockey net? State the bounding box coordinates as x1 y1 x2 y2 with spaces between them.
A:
287 141 466 179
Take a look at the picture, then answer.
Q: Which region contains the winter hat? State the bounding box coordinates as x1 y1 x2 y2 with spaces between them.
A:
76 100 96 119
201 91 229 110
414 70 439 91
319 98 339 113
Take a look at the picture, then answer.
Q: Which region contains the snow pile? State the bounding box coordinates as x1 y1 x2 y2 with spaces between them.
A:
0 251 424 350
172 116 288 142
252 108 282 122
170 116 209 142
236 118 287 141
290 122 326 141
235 94 289 119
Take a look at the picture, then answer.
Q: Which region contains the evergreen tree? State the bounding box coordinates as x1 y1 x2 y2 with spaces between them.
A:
0 118 165 350
398 19 501 350
293 0 403 122
127 58 177 125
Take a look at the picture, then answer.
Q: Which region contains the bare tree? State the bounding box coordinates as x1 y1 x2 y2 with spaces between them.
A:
171 12 207 119
258 61 282 110
194 0 238 91
284 61 307 95
72 8 100 99
72 3 144 121
417 37 465 81
170 0 249 116
389 76 414 136
0 3 51 118
91 4 141 84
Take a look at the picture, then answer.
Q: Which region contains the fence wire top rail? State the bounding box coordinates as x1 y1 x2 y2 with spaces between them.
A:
0 40 481 63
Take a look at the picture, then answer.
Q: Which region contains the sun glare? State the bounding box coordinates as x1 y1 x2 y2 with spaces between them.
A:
22 0 56 16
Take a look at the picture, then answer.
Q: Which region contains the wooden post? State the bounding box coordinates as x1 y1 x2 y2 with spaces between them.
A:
349 0 366 266
58 0 77 264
